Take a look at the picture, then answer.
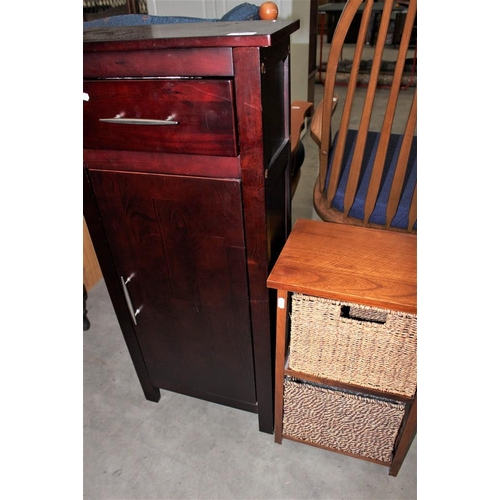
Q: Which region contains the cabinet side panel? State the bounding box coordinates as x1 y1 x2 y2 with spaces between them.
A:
261 39 290 168
233 43 292 433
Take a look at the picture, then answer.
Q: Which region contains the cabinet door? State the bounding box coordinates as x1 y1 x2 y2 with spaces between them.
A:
88 169 257 406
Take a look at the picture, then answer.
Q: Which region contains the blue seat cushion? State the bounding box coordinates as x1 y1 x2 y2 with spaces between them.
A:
83 14 217 29
220 3 260 21
326 129 417 230
83 3 259 29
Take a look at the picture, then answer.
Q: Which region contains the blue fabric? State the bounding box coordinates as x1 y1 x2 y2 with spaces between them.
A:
326 130 417 230
220 3 260 21
83 4 260 29
83 14 217 29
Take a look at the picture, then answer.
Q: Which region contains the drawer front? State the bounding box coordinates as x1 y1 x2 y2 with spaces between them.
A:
83 48 234 79
289 293 417 397
283 378 406 463
83 79 238 156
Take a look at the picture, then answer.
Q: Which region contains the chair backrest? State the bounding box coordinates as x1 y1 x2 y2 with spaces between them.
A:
311 0 417 233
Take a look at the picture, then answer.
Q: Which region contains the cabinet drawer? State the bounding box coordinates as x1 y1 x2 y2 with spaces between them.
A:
83 79 238 156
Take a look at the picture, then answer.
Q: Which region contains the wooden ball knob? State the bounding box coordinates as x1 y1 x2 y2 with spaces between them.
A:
259 2 279 20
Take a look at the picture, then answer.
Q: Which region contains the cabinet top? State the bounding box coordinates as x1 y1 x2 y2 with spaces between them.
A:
83 19 300 52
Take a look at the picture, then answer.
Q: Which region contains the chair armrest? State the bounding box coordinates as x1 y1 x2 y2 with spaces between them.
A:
291 100 313 156
310 95 339 147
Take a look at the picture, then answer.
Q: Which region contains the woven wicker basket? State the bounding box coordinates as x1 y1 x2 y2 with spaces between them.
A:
289 293 417 397
282 378 406 462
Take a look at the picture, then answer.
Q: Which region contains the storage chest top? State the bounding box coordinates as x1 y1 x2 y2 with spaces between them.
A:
267 219 417 314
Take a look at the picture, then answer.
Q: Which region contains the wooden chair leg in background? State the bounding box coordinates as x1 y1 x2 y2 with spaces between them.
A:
84 284 90 331
290 100 314 198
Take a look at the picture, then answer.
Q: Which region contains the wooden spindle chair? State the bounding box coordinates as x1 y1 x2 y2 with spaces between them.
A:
311 0 417 233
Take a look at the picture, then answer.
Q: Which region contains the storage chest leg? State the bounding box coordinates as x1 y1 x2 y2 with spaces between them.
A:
390 394 417 476
274 289 289 444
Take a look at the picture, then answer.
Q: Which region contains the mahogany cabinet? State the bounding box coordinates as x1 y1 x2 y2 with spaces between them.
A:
83 20 299 433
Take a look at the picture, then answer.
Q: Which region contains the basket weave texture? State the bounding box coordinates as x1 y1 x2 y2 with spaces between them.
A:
283 378 405 462
289 293 417 397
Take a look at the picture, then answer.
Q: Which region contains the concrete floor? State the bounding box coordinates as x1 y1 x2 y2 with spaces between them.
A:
84 75 417 499
84 282 417 500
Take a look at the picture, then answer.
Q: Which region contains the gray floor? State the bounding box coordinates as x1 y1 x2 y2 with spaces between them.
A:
84 78 417 499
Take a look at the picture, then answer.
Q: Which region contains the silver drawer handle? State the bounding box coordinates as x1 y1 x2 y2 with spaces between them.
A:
121 275 141 325
100 115 179 125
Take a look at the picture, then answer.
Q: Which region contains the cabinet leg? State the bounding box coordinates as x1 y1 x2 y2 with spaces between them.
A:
142 384 161 403
274 289 289 444
257 410 274 435
389 393 417 476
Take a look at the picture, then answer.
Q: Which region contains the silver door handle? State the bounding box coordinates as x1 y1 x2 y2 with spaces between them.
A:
121 275 141 325
100 115 179 125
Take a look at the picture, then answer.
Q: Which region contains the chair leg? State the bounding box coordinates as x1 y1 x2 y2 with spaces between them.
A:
84 284 90 331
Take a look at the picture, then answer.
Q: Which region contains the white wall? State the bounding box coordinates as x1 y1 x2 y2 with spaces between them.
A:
146 0 311 102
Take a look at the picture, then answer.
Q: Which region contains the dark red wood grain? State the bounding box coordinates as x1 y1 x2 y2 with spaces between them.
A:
83 20 300 51
232 40 291 433
84 169 161 403
83 20 299 433
83 149 241 178
88 169 257 405
84 79 238 156
83 48 234 78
